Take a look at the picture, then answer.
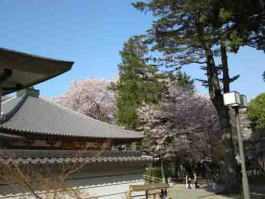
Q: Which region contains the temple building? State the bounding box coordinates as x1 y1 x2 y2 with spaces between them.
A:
0 48 150 198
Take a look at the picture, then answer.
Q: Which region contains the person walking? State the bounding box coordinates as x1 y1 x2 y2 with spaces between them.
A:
186 175 193 189
211 175 217 191
194 173 200 189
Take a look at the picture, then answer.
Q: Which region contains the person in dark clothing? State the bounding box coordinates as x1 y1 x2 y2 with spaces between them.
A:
187 177 192 189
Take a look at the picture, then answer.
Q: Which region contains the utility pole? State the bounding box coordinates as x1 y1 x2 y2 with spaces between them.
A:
235 107 250 199
223 92 250 199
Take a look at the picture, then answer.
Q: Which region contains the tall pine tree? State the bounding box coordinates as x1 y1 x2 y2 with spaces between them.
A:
111 36 162 130
133 0 241 192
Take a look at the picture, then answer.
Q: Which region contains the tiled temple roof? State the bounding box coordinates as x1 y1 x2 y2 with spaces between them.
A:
0 150 152 165
0 95 143 140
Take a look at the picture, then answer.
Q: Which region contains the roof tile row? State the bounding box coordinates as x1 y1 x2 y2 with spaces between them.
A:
1 95 143 140
0 150 153 165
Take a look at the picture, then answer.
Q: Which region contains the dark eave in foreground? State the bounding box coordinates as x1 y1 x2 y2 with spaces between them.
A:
0 47 73 95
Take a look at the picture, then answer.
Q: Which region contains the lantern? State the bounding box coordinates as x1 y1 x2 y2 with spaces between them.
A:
223 91 241 107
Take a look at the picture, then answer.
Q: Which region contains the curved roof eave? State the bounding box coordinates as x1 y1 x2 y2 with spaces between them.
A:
0 47 74 95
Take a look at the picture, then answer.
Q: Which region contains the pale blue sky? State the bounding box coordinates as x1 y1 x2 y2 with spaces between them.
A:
0 0 264 99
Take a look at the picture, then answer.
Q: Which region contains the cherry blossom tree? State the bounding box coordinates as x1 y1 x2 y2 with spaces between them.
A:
138 83 222 163
59 78 116 122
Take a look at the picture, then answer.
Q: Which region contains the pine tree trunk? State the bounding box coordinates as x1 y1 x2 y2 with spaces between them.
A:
195 19 239 193
221 44 230 93
204 47 240 193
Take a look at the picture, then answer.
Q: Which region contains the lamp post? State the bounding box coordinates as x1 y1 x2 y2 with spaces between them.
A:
161 159 166 183
223 92 250 199
154 157 166 183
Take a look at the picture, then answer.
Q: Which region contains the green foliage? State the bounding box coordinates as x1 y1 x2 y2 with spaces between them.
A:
247 93 265 129
220 0 265 51
175 71 194 90
145 166 173 182
263 72 265 82
248 93 265 128
218 8 232 23
133 0 239 92
165 71 195 90
134 0 213 67
110 36 163 130
145 167 162 182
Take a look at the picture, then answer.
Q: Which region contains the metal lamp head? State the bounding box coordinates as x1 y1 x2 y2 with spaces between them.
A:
223 92 241 107
240 94 247 108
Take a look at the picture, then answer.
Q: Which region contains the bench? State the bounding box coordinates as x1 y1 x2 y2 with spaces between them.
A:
127 183 168 199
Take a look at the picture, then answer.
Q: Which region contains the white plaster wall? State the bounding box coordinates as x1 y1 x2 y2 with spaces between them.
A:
67 162 146 198
74 179 145 199
0 177 145 199
0 161 147 199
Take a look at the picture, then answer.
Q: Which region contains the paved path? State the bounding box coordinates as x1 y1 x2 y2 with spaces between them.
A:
167 184 235 199
167 184 265 199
